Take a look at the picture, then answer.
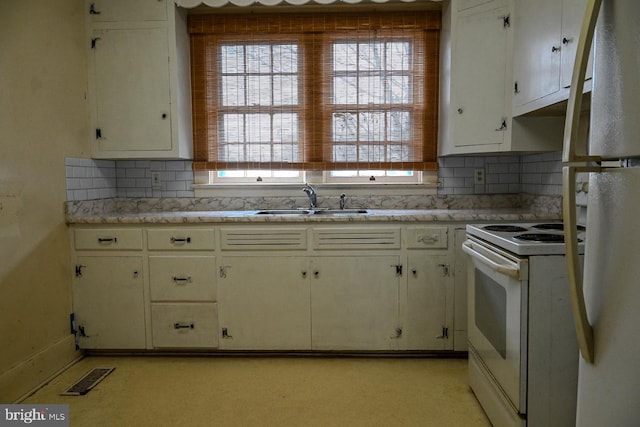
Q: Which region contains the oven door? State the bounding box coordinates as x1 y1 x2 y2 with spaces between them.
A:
463 236 528 414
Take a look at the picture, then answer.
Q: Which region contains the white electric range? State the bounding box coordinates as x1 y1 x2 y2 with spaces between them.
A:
466 222 586 256
462 221 583 426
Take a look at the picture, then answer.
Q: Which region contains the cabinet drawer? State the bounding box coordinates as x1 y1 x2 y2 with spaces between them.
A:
312 227 401 250
74 228 142 250
406 227 448 249
151 303 219 348
149 256 216 301
220 228 307 251
147 228 215 251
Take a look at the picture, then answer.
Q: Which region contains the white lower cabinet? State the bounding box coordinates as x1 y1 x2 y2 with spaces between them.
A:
70 223 466 353
151 303 218 348
73 255 146 349
311 256 401 351
217 256 311 350
404 254 452 350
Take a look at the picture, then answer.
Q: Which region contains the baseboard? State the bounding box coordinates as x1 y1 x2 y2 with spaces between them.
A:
0 335 82 403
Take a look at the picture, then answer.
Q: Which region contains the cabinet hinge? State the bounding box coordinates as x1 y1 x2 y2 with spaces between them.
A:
89 3 101 15
503 15 510 28
75 265 85 277
514 81 520 94
437 327 449 340
438 263 450 277
390 327 403 339
95 128 102 139
394 264 403 276
90 38 101 49
221 327 233 339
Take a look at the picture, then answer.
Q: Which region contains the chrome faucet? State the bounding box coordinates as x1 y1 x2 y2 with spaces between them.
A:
339 193 346 210
302 183 318 209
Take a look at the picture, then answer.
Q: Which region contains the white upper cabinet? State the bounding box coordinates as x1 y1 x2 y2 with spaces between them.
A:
512 0 592 116
88 0 167 22
86 0 192 159
439 0 565 155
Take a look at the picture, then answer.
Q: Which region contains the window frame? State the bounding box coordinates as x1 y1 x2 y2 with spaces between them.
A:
188 10 441 177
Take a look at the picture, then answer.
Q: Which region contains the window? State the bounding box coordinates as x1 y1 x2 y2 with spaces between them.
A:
189 11 440 176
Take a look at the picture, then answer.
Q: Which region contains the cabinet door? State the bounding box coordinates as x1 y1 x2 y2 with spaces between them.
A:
217 256 311 350
452 5 509 148
88 0 167 23
91 27 172 153
73 256 146 349
311 256 401 351
561 0 593 88
405 254 451 350
513 0 562 107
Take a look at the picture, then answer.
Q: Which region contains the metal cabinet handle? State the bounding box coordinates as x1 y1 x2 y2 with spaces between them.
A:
552 45 561 53
98 237 117 243
170 237 191 244
172 276 192 284
174 322 194 330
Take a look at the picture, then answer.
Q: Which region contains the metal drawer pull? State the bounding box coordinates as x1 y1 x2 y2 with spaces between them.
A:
97 237 117 243
170 237 191 244
172 276 192 284
418 235 439 244
174 322 194 330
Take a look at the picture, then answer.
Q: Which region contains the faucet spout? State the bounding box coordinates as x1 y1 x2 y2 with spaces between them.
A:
302 183 318 209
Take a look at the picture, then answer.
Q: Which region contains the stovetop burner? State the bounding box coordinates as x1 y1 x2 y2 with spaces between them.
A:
483 225 528 232
532 223 586 231
514 233 565 243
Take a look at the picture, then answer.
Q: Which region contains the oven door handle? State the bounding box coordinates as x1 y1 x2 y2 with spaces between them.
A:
462 241 520 279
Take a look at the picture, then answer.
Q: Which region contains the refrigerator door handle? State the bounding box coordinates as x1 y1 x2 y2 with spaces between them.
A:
563 166 599 363
562 0 604 364
562 0 602 165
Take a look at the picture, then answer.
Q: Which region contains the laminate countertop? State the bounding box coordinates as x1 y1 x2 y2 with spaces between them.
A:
66 208 561 225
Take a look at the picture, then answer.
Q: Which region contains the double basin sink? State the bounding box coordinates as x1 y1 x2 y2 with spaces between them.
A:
254 208 369 216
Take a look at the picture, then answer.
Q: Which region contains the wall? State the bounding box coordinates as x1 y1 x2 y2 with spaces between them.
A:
0 0 86 402
65 152 563 202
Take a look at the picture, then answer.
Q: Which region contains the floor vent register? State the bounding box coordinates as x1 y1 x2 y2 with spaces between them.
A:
61 367 115 396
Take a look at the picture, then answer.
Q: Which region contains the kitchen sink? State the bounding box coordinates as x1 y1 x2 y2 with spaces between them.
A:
254 209 312 215
254 208 369 215
312 209 369 215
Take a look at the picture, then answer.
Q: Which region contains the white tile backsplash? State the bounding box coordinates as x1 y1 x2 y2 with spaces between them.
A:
65 152 563 201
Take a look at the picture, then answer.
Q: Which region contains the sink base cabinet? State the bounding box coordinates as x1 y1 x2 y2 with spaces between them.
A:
70 223 467 353
217 256 311 350
311 256 401 351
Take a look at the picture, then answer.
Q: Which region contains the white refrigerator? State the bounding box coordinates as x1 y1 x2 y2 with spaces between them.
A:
562 0 640 426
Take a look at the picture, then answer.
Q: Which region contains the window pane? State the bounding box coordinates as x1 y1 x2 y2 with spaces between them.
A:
247 114 272 142
222 114 245 143
388 75 411 104
273 113 298 143
272 45 298 73
387 111 411 141
221 76 245 106
332 113 358 142
358 76 385 104
332 144 357 162
385 42 410 70
358 42 384 71
273 76 298 105
333 43 358 71
358 112 385 142
246 45 271 73
221 45 244 73
333 76 358 105
247 76 272 106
